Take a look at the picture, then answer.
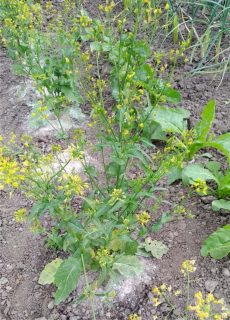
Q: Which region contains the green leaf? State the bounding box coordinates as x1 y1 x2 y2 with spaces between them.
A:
167 166 183 184
133 41 151 59
109 235 138 255
217 170 230 198
195 100 215 141
201 225 230 259
150 123 167 141
54 257 82 304
206 161 221 176
210 133 230 162
182 164 217 185
39 258 63 285
212 200 230 212
112 256 143 277
144 238 168 259
90 41 102 52
162 87 181 104
154 106 190 133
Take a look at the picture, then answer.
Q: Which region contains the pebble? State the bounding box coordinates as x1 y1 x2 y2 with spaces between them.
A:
222 268 230 277
205 280 218 293
34 318 47 320
201 196 216 204
0 277 8 286
48 301 54 310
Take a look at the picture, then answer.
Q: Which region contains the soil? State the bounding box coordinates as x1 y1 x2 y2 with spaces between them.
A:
0 2 230 320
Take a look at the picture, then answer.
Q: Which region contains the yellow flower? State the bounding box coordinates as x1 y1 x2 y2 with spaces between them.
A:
197 311 209 319
153 297 161 307
164 3 170 10
193 178 208 195
138 123 144 129
14 208 27 223
180 259 196 275
136 211 151 226
152 287 161 295
128 314 141 320
159 283 167 291
95 248 113 267
175 290 182 296
109 188 126 205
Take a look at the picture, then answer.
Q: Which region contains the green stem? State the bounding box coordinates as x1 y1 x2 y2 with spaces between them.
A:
81 254 96 320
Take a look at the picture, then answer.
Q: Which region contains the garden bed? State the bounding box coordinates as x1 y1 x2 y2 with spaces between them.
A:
0 1 230 320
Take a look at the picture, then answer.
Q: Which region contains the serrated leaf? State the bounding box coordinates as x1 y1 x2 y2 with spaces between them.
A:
195 100 215 141
212 200 230 212
144 239 168 259
154 106 190 133
112 255 143 277
201 225 230 259
182 164 217 185
39 258 63 285
54 257 82 304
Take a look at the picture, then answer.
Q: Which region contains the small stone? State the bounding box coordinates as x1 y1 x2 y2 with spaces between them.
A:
222 268 230 277
34 318 47 320
48 301 54 310
201 196 216 204
205 280 218 293
0 277 8 286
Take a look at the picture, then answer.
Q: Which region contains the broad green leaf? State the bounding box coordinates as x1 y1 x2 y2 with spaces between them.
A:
144 238 168 259
182 164 217 185
217 170 230 198
54 257 82 304
195 100 215 141
162 87 181 104
154 106 190 133
150 123 167 141
39 258 63 285
109 235 138 255
201 225 230 259
210 133 230 162
167 166 183 184
133 41 151 59
206 161 221 176
112 256 143 277
212 200 230 212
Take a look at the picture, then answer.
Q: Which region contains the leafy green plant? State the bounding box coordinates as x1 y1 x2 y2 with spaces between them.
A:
201 224 230 259
1 0 229 309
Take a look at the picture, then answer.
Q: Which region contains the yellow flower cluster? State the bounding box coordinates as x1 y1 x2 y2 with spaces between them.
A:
180 259 196 275
128 313 141 320
136 211 151 225
152 283 181 307
193 178 208 195
188 291 230 320
14 208 27 223
58 173 88 197
0 147 25 190
95 248 113 267
98 1 115 13
109 188 126 205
